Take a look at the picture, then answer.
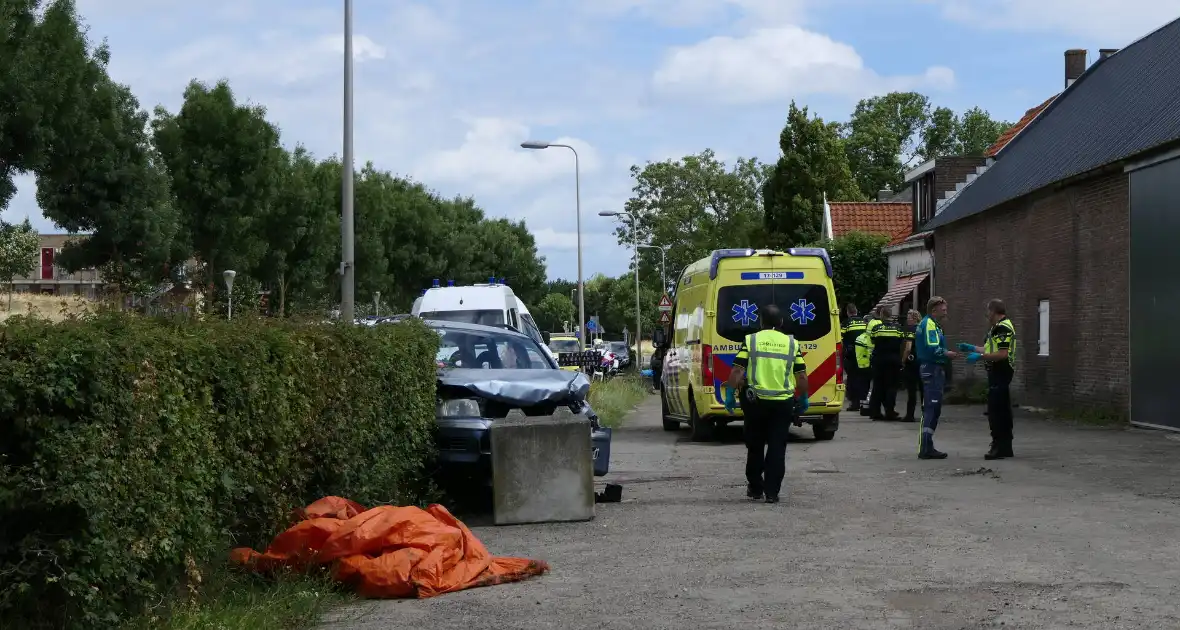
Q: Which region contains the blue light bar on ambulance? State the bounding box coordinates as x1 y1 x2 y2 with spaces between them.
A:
432 278 440 288
787 247 833 278
488 276 496 284
708 248 755 279
447 279 455 286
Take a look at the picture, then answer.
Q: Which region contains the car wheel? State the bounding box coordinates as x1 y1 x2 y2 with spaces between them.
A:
688 391 714 442
812 414 838 441
661 389 680 431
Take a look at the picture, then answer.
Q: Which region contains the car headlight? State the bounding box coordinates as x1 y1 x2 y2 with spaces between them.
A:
437 398 482 418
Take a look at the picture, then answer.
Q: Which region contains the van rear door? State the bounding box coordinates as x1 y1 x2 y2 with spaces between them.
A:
714 283 839 403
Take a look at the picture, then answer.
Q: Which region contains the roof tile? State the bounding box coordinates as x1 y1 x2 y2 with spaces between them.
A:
829 202 910 239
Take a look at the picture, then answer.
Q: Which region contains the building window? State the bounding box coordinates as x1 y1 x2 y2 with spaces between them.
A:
1037 300 1050 356
914 172 936 226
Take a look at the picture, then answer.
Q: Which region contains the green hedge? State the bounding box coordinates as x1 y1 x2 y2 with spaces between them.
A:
0 314 439 628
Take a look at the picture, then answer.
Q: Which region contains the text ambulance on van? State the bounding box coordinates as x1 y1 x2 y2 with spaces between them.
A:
657 248 843 442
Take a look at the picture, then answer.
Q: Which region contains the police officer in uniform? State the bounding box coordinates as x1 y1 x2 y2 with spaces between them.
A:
724 304 809 504
859 311 882 416
867 307 904 421
900 309 923 422
840 309 868 412
958 299 1016 460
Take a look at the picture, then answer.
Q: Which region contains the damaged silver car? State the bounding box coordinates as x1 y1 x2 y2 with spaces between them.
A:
424 320 612 484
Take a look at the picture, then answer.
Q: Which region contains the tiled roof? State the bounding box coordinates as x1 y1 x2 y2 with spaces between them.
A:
984 95 1058 157
885 227 912 247
829 202 910 239
924 17 1180 231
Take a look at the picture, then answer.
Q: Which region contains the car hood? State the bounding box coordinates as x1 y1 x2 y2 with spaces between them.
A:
437 368 591 407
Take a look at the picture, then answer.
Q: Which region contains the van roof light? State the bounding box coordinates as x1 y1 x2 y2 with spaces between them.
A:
432 278 440 288
447 279 454 286
708 248 756 280
787 247 834 277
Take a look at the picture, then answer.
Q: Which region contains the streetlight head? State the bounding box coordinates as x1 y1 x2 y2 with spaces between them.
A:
598 210 622 217
520 141 550 149
223 269 236 286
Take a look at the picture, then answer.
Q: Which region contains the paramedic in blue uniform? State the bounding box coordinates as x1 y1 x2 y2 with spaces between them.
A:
724 304 809 504
915 297 960 459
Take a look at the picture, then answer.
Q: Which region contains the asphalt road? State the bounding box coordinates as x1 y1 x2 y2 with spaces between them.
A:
325 394 1180 630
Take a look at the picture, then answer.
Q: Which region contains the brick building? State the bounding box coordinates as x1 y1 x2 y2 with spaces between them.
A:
921 19 1180 430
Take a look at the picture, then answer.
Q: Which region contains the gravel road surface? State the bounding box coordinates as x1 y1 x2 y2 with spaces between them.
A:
325 394 1180 629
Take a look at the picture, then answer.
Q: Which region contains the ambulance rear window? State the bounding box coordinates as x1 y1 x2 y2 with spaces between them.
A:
715 284 832 343
420 309 505 327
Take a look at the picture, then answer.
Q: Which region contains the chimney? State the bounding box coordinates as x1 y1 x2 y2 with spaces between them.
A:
1065 49 1087 88
1099 48 1119 60
877 187 892 201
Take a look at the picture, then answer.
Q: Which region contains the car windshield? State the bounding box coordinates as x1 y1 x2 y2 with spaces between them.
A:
549 338 581 353
420 309 504 326
434 326 553 370
715 284 833 343
608 342 628 354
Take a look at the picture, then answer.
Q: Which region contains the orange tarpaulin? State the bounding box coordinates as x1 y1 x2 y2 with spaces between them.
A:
230 497 549 598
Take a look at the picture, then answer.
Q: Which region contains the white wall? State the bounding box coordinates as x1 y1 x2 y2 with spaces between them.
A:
886 245 933 290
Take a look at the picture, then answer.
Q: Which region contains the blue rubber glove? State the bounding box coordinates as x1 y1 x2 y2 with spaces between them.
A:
724 387 736 414
797 395 810 411
966 352 982 364
957 342 975 352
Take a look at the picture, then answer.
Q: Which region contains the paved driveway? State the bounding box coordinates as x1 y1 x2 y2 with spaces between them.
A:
326 395 1180 629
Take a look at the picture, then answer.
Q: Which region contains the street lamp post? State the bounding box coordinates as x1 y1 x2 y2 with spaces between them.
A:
522 141 583 347
339 0 356 323
638 244 668 294
599 210 642 369
223 270 236 320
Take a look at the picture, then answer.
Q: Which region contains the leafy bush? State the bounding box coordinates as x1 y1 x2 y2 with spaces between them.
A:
0 314 438 628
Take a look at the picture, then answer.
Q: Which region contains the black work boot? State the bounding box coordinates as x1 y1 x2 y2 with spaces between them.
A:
764 495 780 504
984 443 1008 460
919 449 947 460
746 486 763 500
901 416 918 423
999 441 1014 458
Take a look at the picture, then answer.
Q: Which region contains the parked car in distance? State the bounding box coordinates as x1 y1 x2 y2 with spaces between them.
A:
420 319 612 486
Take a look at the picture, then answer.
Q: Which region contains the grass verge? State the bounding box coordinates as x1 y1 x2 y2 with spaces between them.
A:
129 568 353 630
588 376 649 428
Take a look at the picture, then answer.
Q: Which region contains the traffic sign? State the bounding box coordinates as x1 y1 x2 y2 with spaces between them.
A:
658 310 672 325
657 294 673 311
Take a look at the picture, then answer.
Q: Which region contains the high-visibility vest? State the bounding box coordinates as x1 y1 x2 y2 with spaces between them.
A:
983 317 1017 370
743 330 799 401
865 318 882 350
854 332 872 369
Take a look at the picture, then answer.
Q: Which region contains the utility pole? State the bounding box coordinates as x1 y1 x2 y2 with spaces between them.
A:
339 0 356 322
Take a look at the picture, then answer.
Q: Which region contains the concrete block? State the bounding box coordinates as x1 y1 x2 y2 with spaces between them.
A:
491 406 594 525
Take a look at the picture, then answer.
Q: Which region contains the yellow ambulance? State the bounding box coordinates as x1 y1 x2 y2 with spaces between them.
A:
656 248 845 441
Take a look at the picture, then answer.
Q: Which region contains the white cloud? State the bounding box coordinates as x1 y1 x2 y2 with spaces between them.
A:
414 118 600 195
652 25 955 104
933 0 1180 41
586 0 809 28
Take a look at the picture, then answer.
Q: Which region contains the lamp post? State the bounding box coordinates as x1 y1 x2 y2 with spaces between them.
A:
374 291 380 317
339 0 356 323
522 140 583 347
638 244 668 294
599 210 641 369
223 270 236 320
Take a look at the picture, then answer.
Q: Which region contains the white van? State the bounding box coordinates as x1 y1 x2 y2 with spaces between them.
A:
411 279 554 359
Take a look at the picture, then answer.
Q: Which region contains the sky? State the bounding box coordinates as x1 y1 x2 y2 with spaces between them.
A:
6 0 1180 281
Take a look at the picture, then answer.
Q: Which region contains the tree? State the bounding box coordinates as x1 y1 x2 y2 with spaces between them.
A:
763 102 863 248
152 80 285 280
843 92 932 195
532 292 574 332
955 106 1010 156
618 150 769 281
813 231 889 314
36 71 182 297
0 219 39 310
256 146 337 316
